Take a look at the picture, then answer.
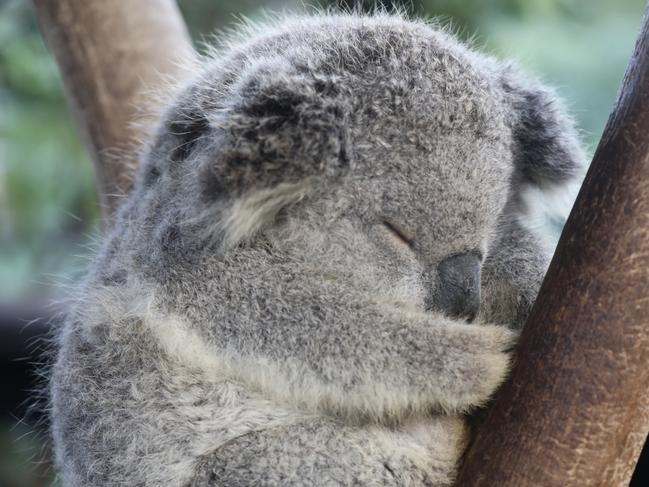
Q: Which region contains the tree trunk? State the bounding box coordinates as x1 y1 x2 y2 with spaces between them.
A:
455 6 649 487
32 0 195 223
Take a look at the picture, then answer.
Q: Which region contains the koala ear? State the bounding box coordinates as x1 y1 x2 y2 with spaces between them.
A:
201 63 352 200
502 66 586 186
500 65 587 243
136 80 215 189
196 60 352 246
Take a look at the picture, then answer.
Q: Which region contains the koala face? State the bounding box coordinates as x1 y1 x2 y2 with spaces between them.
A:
125 14 582 326
253 120 514 323
349 79 514 314
248 39 517 321
350 140 512 320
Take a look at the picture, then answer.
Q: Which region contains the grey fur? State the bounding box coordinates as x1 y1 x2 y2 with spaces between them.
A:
50 12 585 486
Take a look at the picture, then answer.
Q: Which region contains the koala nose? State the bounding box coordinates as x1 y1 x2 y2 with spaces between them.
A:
426 252 481 321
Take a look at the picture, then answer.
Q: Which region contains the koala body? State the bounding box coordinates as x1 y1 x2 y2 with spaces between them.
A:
50 12 585 486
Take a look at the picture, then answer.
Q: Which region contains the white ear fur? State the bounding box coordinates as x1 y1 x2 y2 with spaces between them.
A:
221 180 312 248
517 175 584 251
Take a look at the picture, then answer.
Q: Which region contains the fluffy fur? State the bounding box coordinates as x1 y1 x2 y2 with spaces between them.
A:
50 12 585 486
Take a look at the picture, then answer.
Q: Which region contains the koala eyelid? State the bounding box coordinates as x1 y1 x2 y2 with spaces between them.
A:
466 248 484 261
382 220 415 247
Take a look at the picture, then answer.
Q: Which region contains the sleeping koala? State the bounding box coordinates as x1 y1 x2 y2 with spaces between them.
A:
50 12 585 487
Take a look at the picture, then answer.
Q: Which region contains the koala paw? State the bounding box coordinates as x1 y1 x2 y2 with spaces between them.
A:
430 322 516 413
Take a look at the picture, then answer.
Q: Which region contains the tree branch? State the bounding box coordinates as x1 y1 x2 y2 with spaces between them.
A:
456 6 649 487
32 0 195 223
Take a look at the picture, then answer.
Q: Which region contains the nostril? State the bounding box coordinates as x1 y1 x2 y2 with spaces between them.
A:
426 251 481 320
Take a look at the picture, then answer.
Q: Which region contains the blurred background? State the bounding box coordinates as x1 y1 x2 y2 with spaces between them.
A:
0 0 646 485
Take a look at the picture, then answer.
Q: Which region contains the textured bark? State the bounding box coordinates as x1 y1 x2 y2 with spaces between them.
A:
32 0 194 222
456 6 649 487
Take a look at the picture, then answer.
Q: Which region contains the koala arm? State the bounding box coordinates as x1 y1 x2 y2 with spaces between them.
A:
190 416 466 487
219 275 513 421
479 213 551 329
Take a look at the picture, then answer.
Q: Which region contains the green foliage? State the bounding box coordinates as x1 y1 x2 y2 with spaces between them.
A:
0 1 98 299
177 0 267 41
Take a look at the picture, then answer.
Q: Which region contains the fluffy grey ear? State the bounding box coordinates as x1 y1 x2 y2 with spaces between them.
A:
502 66 586 186
139 59 352 192
136 81 215 189
203 61 353 246
144 59 350 247
199 60 352 202
138 60 352 247
501 65 587 243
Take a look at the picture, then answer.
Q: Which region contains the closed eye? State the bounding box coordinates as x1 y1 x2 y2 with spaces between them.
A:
382 219 415 247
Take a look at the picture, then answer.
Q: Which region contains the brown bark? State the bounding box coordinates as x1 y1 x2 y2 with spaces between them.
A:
32 0 195 223
456 6 649 487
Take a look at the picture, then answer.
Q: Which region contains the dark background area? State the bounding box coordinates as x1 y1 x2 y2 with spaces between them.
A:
1 0 647 484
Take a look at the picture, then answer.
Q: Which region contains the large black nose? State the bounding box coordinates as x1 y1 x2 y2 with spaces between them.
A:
426 252 481 321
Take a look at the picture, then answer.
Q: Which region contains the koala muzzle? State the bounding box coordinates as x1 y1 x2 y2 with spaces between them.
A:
426 252 481 321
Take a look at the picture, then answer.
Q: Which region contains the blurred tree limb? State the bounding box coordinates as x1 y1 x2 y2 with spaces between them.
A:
32 0 194 223
456 4 649 487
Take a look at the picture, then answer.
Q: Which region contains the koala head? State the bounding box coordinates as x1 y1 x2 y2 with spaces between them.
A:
128 14 584 322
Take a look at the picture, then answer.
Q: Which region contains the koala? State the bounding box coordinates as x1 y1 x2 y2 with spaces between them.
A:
49 12 585 487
